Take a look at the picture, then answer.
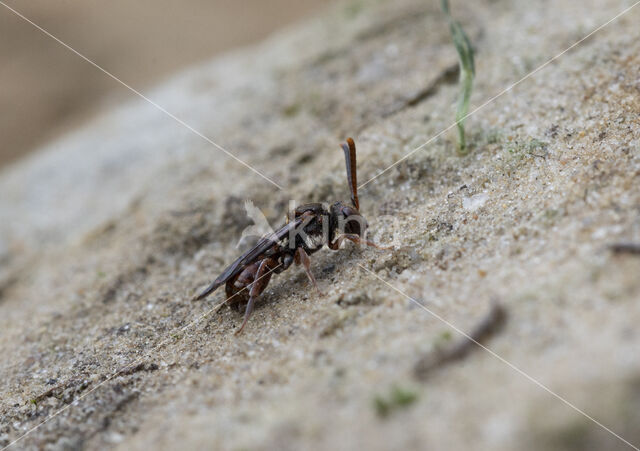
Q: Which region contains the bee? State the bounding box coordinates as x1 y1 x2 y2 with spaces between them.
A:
194 138 388 333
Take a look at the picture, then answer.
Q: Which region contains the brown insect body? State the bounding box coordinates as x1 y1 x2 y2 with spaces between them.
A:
194 138 385 333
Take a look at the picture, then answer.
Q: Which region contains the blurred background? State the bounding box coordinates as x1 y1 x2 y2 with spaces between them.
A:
0 0 334 169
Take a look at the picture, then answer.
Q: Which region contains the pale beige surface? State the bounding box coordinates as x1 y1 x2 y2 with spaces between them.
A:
0 0 333 167
1 0 639 450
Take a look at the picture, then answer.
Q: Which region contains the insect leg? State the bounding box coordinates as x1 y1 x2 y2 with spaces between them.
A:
226 263 258 311
225 277 245 311
236 258 278 334
330 233 392 250
294 248 323 296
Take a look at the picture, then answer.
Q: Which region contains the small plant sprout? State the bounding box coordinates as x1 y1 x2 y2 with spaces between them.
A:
441 0 475 154
373 385 418 418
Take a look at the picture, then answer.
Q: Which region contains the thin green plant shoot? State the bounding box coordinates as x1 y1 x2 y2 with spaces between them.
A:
441 0 475 154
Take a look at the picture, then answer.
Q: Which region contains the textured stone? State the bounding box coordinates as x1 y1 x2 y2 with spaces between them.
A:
1 0 639 449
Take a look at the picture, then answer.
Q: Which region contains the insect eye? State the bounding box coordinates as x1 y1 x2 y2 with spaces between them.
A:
341 206 358 218
340 208 367 236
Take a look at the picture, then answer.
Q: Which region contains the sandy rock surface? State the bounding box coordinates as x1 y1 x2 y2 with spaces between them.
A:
1 0 639 449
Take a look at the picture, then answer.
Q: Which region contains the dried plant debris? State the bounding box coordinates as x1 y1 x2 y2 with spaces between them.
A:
0 274 18 302
31 378 92 405
609 242 640 256
414 303 507 380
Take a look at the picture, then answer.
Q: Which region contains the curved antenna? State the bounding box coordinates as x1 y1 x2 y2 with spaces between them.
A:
340 137 359 210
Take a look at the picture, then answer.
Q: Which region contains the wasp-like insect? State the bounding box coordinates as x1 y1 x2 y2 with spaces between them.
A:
194 138 388 333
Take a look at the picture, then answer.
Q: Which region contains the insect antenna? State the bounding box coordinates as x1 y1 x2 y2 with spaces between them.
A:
341 137 359 210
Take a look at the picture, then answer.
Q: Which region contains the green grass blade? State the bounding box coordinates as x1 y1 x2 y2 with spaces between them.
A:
441 0 475 154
